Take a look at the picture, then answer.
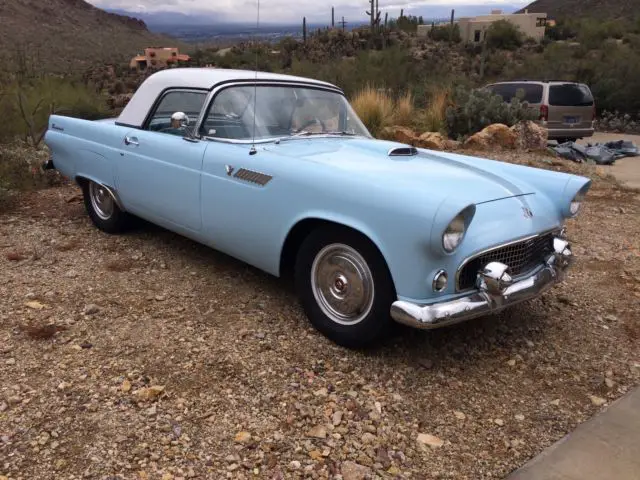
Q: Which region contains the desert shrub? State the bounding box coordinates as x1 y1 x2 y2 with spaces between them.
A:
394 92 414 126
0 143 59 211
351 86 394 137
486 20 523 50
0 77 108 147
430 24 461 43
445 86 537 138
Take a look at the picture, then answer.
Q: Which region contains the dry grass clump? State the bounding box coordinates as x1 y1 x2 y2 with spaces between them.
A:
394 92 415 127
351 86 394 137
420 86 450 133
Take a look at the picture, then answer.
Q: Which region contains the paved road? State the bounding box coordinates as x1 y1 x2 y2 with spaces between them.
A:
508 387 640 480
578 133 640 189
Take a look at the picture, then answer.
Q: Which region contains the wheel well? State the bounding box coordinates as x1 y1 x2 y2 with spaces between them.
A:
279 218 389 280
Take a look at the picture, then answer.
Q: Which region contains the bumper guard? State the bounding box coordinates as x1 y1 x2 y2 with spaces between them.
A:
391 237 573 330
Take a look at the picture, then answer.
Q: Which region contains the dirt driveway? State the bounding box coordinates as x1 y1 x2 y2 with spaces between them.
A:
578 133 640 190
1 152 639 480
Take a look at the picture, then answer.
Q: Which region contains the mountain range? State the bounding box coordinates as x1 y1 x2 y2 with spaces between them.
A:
0 0 182 73
518 0 640 18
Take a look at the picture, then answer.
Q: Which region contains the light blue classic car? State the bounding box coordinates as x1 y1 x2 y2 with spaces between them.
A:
44 68 590 348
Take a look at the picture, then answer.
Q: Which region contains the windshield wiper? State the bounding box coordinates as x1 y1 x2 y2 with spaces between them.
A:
324 131 358 136
276 130 360 144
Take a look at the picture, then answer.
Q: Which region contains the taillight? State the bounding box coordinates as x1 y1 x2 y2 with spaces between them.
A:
592 104 596 121
540 105 549 122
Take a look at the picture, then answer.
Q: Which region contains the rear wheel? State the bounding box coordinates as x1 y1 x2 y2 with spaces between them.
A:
294 226 396 348
82 180 130 234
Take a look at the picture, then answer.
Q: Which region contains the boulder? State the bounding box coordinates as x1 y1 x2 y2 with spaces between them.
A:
380 126 419 145
417 132 446 150
464 123 518 150
511 120 548 150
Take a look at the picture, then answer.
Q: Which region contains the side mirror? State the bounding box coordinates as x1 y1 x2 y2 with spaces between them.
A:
171 111 190 129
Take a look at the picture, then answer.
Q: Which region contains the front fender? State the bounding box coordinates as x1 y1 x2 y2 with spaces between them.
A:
282 210 392 273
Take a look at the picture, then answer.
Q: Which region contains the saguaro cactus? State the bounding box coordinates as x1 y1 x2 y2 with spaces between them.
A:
303 17 307 43
400 8 404 18
332 7 335 27
366 0 381 32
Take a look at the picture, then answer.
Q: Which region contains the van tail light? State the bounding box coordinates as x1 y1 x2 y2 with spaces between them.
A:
540 105 549 122
592 104 597 121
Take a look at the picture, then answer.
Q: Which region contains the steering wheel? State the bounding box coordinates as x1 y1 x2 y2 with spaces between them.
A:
298 116 327 132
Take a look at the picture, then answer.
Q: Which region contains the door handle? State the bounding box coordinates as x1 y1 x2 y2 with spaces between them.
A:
124 136 139 146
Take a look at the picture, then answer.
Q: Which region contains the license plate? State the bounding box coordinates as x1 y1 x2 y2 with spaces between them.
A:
564 116 580 124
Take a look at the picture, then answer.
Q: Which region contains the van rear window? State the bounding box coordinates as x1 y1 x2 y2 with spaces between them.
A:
549 84 594 106
486 83 543 104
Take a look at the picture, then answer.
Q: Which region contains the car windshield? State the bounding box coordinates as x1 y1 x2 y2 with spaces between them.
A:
200 85 371 141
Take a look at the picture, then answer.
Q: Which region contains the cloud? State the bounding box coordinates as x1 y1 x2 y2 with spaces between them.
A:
89 0 531 23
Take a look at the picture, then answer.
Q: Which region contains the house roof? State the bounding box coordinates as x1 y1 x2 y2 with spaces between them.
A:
117 68 339 128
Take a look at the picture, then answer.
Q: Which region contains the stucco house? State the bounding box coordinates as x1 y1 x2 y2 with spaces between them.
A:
418 9 548 43
130 47 191 71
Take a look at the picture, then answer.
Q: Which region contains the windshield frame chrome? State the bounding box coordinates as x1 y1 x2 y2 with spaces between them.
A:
196 81 371 145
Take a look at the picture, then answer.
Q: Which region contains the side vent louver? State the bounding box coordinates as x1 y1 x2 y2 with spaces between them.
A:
234 168 273 186
388 147 418 157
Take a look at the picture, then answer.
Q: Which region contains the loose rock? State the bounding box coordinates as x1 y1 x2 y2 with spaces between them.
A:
417 433 444 448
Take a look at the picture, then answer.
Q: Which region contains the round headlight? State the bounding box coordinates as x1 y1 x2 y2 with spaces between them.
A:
443 213 467 252
570 190 586 216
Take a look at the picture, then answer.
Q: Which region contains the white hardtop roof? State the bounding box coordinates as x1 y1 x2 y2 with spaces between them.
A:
117 68 340 128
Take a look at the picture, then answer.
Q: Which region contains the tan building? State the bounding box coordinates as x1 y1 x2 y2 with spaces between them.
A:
418 9 548 43
130 47 191 71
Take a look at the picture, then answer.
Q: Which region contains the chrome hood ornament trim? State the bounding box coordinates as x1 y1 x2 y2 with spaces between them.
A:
388 146 418 157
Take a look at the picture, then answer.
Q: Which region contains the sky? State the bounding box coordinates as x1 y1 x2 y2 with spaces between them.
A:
89 0 532 24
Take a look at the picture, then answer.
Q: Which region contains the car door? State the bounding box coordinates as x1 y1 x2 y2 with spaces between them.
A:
116 89 208 231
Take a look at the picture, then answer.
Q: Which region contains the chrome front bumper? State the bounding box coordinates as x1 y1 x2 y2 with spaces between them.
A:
391 238 573 330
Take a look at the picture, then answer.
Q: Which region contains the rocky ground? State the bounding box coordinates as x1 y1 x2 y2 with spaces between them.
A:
1 151 639 480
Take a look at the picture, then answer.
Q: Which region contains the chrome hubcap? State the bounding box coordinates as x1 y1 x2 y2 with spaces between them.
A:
89 182 114 220
311 244 375 325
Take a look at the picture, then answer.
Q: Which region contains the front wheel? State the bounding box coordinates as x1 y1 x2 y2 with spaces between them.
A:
82 180 130 234
294 226 396 348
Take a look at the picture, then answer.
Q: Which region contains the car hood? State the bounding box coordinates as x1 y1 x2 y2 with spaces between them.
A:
265 137 536 205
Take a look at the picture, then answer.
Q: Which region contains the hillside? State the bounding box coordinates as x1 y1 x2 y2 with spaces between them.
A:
0 0 186 73
518 0 640 19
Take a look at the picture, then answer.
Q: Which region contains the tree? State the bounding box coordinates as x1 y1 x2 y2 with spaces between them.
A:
485 20 524 50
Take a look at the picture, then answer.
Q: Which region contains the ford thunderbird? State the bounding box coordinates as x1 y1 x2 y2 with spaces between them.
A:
44 68 590 348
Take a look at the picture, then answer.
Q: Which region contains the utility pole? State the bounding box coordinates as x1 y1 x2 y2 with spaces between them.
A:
339 17 348 31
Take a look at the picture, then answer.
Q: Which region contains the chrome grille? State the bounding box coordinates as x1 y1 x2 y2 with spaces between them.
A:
457 232 555 291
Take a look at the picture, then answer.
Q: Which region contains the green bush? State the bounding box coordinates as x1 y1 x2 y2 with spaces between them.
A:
0 77 109 146
486 20 524 50
430 24 461 43
445 86 537 139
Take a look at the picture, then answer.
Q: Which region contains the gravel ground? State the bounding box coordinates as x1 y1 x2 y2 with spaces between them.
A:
1 151 639 480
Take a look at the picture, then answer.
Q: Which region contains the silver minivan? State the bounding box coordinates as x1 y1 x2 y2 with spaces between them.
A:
485 81 596 142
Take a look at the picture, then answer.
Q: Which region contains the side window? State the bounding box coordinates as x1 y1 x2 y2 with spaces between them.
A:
146 90 207 135
487 84 543 104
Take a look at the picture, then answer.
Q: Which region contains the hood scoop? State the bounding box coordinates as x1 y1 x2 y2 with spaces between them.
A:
388 146 418 157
